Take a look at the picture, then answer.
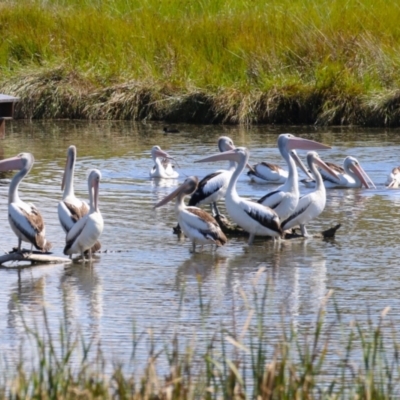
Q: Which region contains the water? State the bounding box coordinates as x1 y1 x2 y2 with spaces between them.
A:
0 120 399 373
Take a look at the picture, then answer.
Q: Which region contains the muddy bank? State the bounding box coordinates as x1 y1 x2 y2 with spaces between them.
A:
2 68 400 126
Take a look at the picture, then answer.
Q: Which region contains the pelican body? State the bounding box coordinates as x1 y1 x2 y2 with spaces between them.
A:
58 145 101 253
301 156 374 189
257 134 332 221
188 136 236 216
281 152 340 237
247 150 312 184
386 167 400 188
196 147 282 245
0 153 52 252
155 176 227 252
64 169 104 261
150 146 179 179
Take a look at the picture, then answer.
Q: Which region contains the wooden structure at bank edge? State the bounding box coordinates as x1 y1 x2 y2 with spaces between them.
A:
0 94 19 137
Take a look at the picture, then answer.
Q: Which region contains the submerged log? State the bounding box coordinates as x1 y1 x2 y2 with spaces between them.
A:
0 249 72 267
283 224 341 240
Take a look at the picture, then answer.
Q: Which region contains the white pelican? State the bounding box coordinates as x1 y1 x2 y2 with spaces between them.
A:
281 151 340 237
0 153 52 252
150 145 179 179
247 150 313 184
58 145 101 253
188 136 236 216
257 134 332 221
64 169 104 262
301 156 375 189
386 167 400 188
195 147 282 245
154 176 227 252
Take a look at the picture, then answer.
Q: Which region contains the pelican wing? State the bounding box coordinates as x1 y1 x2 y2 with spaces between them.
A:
257 189 285 210
243 202 282 234
65 214 88 245
248 162 286 182
319 162 343 184
281 195 313 230
186 207 227 245
10 203 51 251
64 200 89 222
188 171 225 206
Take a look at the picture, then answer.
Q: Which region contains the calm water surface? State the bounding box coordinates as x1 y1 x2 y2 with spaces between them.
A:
0 120 400 372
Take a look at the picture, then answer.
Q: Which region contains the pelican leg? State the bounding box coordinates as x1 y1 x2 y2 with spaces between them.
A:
300 225 310 237
89 249 92 263
248 233 255 245
17 238 22 252
190 242 196 253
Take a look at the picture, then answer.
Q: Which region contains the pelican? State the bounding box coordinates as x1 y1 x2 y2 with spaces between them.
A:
154 176 227 252
188 136 236 216
64 169 104 262
247 150 313 184
58 145 101 253
195 147 282 245
0 153 52 252
257 134 332 221
386 167 400 188
301 156 375 189
281 151 340 237
150 145 179 179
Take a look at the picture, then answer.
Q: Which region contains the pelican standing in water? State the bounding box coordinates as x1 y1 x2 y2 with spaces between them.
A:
188 136 236 217
0 153 52 252
150 145 179 179
64 169 104 262
281 151 340 237
154 176 227 252
386 167 400 188
301 156 375 189
257 134 332 221
58 145 101 252
196 147 282 245
247 150 313 184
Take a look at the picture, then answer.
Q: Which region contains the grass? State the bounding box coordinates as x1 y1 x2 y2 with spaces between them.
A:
1 0 400 124
2 269 400 399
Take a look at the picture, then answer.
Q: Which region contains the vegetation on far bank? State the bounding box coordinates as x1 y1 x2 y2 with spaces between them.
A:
1 0 400 125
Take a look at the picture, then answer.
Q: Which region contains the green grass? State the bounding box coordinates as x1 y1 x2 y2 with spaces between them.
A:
2 273 400 399
1 0 400 124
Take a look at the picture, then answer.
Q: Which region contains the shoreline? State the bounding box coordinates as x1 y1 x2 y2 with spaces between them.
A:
2 67 400 127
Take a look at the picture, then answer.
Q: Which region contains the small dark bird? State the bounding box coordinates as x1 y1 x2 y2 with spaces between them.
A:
163 126 180 134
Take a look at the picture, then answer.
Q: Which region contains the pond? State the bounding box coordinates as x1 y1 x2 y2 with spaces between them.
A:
0 120 399 374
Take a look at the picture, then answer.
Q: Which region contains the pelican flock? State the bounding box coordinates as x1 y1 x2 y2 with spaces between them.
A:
0 131 381 259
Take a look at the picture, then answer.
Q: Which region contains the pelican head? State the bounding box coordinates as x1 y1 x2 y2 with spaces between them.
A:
62 145 77 191
154 176 199 208
218 136 235 152
306 151 340 180
344 156 375 189
278 133 331 152
386 167 400 188
0 152 34 172
195 147 250 166
151 145 175 161
88 169 102 211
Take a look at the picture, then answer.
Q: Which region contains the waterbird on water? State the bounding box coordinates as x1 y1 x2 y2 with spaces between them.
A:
149 145 179 179
0 153 52 252
386 167 400 188
154 176 227 253
257 134 332 221
281 151 340 237
195 147 282 245
58 145 101 253
64 169 104 262
301 156 375 189
247 149 313 184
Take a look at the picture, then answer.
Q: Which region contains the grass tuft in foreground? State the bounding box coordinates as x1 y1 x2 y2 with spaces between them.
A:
2 271 400 399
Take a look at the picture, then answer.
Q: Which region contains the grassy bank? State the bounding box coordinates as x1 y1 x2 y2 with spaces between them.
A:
2 282 400 399
1 0 400 125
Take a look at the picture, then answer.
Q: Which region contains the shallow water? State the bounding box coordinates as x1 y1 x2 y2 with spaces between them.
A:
0 120 400 372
